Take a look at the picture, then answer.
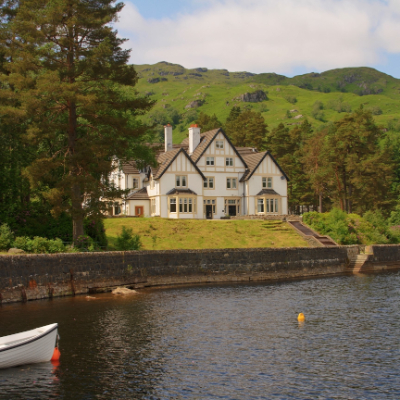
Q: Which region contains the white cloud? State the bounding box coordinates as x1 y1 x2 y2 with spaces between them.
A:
116 0 400 74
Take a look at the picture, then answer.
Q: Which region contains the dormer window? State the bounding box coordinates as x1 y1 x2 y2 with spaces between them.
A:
216 140 224 149
176 175 187 187
132 178 139 189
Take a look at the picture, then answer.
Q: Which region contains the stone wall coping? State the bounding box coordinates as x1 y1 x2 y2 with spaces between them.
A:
0 245 361 259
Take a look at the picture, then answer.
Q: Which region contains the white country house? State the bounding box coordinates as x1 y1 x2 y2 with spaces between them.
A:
108 124 289 219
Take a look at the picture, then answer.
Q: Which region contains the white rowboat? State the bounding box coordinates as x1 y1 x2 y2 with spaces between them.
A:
0 323 58 369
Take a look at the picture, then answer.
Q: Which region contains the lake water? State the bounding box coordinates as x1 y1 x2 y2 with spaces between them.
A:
1 272 400 399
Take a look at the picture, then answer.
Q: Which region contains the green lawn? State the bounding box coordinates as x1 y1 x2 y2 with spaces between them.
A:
104 218 309 250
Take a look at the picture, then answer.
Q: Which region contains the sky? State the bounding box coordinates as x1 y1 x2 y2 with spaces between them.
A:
116 0 400 78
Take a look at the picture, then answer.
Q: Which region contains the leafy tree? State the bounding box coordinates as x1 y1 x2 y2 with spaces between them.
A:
195 112 222 132
0 0 156 243
226 109 268 149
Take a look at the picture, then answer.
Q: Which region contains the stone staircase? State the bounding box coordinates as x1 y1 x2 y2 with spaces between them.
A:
288 220 338 247
347 254 369 273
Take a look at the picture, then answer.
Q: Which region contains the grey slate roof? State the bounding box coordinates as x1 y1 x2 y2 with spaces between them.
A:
256 189 280 196
121 161 140 174
166 188 197 195
126 187 149 200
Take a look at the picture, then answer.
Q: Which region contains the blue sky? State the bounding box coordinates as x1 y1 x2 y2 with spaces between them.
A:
118 0 400 78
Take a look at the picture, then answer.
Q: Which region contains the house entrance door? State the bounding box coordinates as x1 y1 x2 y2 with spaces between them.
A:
206 205 213 219
135 206 144 217
228 205 237 216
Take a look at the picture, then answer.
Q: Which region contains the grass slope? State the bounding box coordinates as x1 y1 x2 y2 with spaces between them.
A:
131 62 400 144
104 218 309 250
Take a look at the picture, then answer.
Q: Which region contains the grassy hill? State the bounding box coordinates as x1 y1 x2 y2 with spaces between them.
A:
131 62 400 144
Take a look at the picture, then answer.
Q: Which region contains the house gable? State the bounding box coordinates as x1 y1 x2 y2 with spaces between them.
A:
153 148 205 180
241 151 289 182
194 129 248 172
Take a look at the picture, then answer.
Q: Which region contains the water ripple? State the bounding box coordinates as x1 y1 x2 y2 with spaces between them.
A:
0 272 399 399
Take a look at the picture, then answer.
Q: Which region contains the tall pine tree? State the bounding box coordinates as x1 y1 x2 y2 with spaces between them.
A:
0 0 156 242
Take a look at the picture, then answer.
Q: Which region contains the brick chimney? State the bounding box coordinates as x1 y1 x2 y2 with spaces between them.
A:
188 124 201 155
164 124 173 152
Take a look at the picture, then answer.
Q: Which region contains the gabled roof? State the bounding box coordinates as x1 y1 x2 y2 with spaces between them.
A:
240 151 290 182
126 187 149 200
183 128 248 168
121 161 140 174
152 147 206 180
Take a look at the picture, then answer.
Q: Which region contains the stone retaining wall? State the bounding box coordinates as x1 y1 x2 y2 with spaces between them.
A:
0 245 399 304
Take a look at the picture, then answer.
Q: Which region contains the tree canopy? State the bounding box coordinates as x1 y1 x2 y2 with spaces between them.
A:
0 0 156 242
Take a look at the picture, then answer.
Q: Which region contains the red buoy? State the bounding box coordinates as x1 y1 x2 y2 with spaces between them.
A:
51 347 61 361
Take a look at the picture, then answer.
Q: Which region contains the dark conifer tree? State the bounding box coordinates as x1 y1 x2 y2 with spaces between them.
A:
0 0 156 242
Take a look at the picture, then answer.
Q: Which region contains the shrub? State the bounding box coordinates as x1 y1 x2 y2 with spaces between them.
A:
13 236 31 252
47 238 65 253
115 226 142 251
30 236 50 253
285 95 297 104
327 98 352 113
303 209 395 245
369 106 382 115
0 223 14 250
84 218 108 249
75 235 92 250
311 101 325 121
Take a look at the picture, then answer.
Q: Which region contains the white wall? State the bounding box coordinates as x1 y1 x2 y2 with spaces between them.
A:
127 200 150 217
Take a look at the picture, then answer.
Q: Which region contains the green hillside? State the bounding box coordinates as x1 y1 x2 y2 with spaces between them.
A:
132 62 400 144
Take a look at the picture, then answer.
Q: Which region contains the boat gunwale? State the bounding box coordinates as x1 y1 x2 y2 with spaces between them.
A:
0 324 58 354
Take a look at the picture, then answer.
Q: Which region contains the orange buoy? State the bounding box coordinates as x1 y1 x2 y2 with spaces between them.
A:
51 347 61 361
298 312 305 322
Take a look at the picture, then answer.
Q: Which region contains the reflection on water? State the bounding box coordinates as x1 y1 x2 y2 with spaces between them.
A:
1 272 400 399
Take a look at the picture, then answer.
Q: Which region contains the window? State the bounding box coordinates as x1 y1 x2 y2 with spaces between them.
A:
226 178 237 189
204 177 214 189
170 198 177 213
206 157 215 166
258 198 279 214
132 178 139 189
257 199 264 213
176 175 187 187
226 157 233 166
177 197 196 213
204 199 216 214
216 140 224 149
262 177 272 188
151 199 156 214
